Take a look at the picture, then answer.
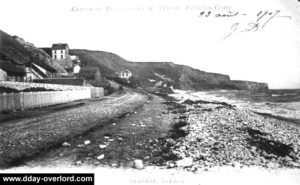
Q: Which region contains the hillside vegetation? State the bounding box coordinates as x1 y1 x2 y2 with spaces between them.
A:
70 49 267 91
0 29 66 73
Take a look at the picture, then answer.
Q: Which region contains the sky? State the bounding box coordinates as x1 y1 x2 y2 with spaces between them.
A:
0 0 300 89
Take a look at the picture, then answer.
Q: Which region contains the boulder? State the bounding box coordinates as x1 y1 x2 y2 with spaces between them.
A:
99 144 107 149
84 140 91 145
134 159 144 169
97 154 105 160
176 157 193 167
62 142 71 147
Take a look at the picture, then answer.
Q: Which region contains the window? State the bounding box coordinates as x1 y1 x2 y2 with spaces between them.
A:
61 55 63 59
54 55 56 59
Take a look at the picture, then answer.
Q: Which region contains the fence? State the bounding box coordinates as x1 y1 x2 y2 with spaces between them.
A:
90 87 104 98
0 89 91 112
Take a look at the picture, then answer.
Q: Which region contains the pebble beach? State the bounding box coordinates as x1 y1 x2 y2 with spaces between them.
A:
151 90 300 171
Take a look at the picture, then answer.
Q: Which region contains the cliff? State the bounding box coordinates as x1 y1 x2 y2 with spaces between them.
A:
0 29 66 74
69 49 268 91
231 80 269 91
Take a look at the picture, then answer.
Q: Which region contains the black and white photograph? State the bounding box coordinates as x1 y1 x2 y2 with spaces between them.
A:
0 0 300 184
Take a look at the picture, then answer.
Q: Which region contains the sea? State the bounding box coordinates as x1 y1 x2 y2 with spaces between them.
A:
171 89 300 126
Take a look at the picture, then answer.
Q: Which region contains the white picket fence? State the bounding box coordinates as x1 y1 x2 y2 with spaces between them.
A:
0 89 91 112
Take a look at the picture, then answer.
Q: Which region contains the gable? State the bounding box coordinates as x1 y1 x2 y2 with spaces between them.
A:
52 43 69 50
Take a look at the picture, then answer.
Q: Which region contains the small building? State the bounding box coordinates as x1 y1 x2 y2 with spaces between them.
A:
78 67 101 81
0 30 59 80
0 61 26 81
0 60 50 82
51 43 69 60
73 64 81 74
51 43 74 70
0 68 7 81
154 80 171 88
119 70 132 79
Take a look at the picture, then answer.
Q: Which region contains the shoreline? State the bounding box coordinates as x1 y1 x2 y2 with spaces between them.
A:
1 90 300 185
170 90 300 126
156 90 300 170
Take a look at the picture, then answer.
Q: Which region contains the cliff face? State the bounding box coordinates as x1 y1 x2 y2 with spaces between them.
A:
231 80 269 91
70 49 268 91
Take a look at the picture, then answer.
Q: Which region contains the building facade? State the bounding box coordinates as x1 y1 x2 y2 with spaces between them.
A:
119 70 132 79
51 43 69 60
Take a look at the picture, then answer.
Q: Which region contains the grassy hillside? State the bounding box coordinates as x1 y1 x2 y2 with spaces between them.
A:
0 29 66 73
70 49 239 90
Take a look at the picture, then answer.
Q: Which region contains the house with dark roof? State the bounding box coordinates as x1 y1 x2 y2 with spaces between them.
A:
51 43 73 69
52 43 69 60
0 59 50 82
0 51 53 81
0 61 26 81
78 67 101 81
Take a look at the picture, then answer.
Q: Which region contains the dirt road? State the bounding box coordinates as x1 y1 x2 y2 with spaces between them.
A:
15 93 174 168
0 91 148 168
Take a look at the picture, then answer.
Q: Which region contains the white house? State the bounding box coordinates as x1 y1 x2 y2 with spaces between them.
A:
73 64 81 74
0 68 7 81
51 43 69 60
119 70 132 79
51 43 73 69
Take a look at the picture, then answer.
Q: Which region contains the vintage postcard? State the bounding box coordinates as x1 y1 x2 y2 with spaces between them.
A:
0 0 300 185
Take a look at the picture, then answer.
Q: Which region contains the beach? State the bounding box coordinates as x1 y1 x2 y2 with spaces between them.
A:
163 90 300 170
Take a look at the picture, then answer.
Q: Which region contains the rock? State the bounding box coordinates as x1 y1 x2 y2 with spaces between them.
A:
59 153 64 157
267 162 276 168
134 159 144 169
97 154 105 160
176 157 193 167
117 137 123 141
112 123 116 126
131 124 136 126
94 161 100 165
251 146 257 152
84 140 91 145
108 139 115 142
168 163 175 168
77 144 85 148
127 161 135 167
233 162 241 168
76 161 82 165
104 136 110 139
99 144 107 149
111 163 118 167
285 156 293 161
62 142 71 147
232 137 238 141
289 161 300 168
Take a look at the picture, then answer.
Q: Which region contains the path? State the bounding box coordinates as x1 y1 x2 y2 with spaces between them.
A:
0 91 147 168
